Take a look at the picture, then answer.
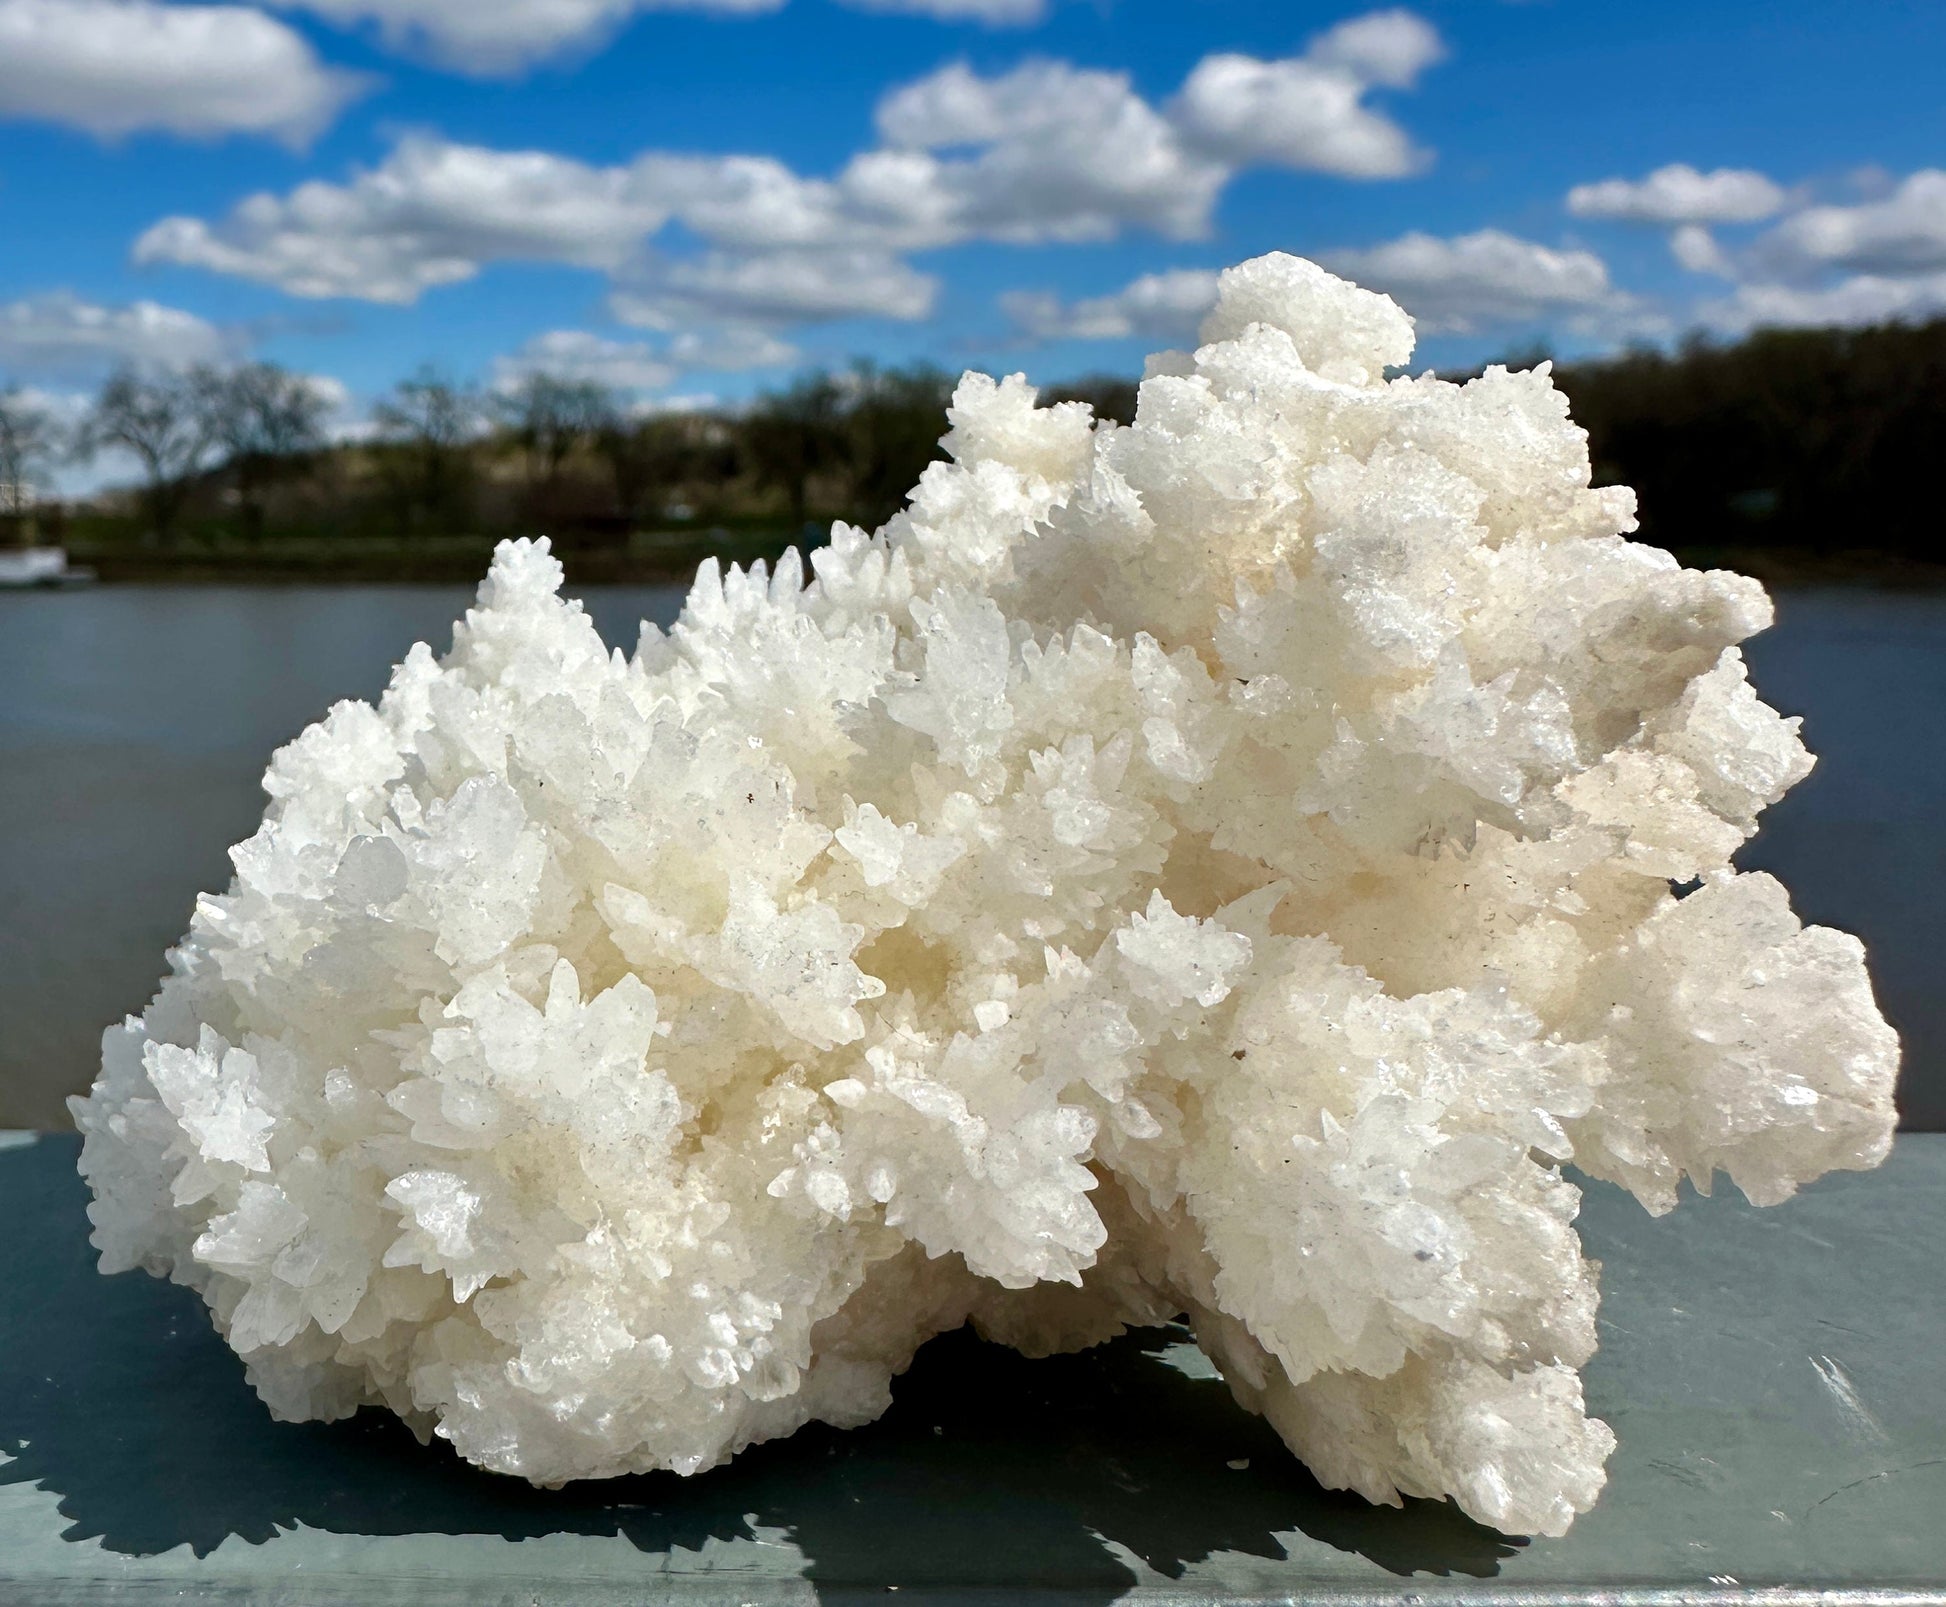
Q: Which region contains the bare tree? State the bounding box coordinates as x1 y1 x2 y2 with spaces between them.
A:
494 374 617 507
79 367 209 545
372 365 479 531
843 361 954 528
0 389 60 522
743 372 849 533
195 363 331 540
596 411 708 526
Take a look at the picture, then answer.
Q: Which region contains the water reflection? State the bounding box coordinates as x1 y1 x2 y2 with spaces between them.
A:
0 583 1939 1129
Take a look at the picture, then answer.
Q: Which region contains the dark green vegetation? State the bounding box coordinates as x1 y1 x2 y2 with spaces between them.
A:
1 316 1942 584
1555 318 1946 583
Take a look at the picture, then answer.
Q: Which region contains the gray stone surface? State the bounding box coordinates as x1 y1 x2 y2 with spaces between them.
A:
0 1130 1940 1605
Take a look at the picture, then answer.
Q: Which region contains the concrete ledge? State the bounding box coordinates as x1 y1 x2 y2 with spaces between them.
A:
1 1134 1940 1605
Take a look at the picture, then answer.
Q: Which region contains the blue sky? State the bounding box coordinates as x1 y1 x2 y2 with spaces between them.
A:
3 0 1945 435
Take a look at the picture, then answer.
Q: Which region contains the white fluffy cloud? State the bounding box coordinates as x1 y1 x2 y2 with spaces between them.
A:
9 385 114 496
1005 233 1634 349
491 320 800 398
665 325 798 370
1701 272 1946 334
1567 164 1788 226
1666 170 1946 331
7 383 90 420
0 292 233 378
846 0 1042 20
135 136 686 301
137 13 1443 315
298 371 376 444
1749 169 1946 280
274 0 1040 73
1568 165 1946 332
688 20 1443 251
627 149 957 254
274 0 783 75
1323 229 1626 334
0 0 365 144
492 330 679 394
874 60 1228 242
1669 223 1732 277
1171 9 1442 179
1002 268 1220 342
611 249 937 328
130 136 959 304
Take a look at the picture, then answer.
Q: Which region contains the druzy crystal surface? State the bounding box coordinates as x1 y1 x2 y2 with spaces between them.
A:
73 254 1898 1537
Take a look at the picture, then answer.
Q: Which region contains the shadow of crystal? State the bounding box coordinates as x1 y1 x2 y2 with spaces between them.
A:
0 1136 1520 1591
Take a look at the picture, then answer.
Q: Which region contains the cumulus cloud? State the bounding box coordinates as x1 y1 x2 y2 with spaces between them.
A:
1669 223 1733 277
492 330 679 394
132 13 1443 337
628 149 958 254
1568 165 1946 330
492 321 800 399
297 371 378 444
7 382 89 418
1661 170 1946 331
611 249 937 328
874 60 1227 241
689 18 1442 250
1002 268 1220 343
0 292 233 378
1306 6 1445 84
274 0 1040 73
1748 169 1946 281
666 325 799 370
135 136 685 301
1004 233 1634 349
0 0 365 144
9 385 115 496
845 0 1042 21
138 11 1446 297
1322 229 1627 334
1171 9 1442 178
1567 164 1788 226
275 0 782 75
130 135 956 306
1700 272 1946 334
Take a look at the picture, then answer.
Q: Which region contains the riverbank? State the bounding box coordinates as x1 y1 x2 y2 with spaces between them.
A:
66 528 805 586
59 535 1946 590
1675 547 1946 592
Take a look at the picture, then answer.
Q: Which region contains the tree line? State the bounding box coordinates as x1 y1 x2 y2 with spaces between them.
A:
1551 317 1946 561
2 313 1943 572
0 360 1008 551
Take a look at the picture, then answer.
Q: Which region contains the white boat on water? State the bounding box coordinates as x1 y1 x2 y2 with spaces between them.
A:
0 547 95 588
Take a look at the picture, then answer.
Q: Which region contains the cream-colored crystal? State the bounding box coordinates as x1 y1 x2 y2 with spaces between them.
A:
72 253 1899 1536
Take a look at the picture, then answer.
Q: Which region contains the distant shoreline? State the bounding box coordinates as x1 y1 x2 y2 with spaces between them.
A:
53 542 1946 592
59 528 797 589
1650 548 1946 593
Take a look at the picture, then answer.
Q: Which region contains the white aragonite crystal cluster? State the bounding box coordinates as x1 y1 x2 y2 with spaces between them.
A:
73 253 1898 1538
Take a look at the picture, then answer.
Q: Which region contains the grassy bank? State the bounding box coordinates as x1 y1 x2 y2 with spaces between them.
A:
63 530 1946 591
28 312 1946 592
67 525 805 586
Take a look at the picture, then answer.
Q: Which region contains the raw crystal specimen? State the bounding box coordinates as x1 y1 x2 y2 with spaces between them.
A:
72 253 1898 1537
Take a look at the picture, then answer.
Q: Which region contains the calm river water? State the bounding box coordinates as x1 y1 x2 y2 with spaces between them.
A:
2 583 1940 1130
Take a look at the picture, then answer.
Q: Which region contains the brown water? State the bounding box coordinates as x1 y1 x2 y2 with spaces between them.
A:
2 583 1940 1129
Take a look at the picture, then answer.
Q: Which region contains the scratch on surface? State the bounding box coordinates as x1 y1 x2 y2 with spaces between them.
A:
1647 1457 1709 1490
1806 1458 1946 1517
1810 1354 1888 1445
